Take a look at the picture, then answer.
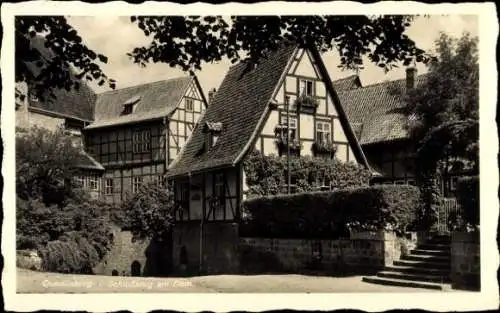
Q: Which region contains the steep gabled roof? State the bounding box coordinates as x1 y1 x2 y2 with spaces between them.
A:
86 76 198 129
167 44 370 177
26 36 97 122
336 74 427 145
332 74 362 91
167 44 297 177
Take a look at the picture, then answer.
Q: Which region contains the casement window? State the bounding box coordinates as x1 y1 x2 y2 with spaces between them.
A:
316 121 331 142
104 179 114 195
214 173 225 207
185 98 194 112
281 116 298 140
132 176 143 193
300 79 314 96
133 129 151 153
156 175 165 187
88 174 100 191
75 175 85 188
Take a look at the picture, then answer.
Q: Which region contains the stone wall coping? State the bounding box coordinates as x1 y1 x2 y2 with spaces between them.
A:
240 231 397 243
451 231 480 243
17 249 40 257
349 230 396 241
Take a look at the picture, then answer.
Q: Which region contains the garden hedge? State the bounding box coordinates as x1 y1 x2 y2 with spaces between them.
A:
241 184 421 238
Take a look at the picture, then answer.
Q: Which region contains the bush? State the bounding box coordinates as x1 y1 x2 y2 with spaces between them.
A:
243 149 371 197
241 185 421 238
39 235 99 274
16 196 114 272
122 182 176 241
456 175 479 226
16 126 115 273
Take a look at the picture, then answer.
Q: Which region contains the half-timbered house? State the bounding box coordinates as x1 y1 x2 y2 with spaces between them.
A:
166 43 371 273
335 69 465 196
83 76 208 203
333 69 423 187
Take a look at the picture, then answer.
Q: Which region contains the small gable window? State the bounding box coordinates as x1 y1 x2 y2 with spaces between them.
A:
185 98 194 112
300 79 314 96
121 95 141 115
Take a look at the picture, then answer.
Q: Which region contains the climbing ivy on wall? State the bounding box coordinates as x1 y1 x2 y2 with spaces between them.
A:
243 149 371 198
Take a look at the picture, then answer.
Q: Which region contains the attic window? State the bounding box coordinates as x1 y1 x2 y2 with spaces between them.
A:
203 122 223 148
121 95 141 115
300 79 314 96
204 122 223 133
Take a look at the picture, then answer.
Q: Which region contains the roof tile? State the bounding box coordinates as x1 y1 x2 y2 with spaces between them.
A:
167 44 297 177
86 76 193 129
336 75 426 145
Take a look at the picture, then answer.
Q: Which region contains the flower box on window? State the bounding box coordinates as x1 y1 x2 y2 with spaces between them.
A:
274 124 288 135
294 95 319 114
275 136 302 152
312 139 336 156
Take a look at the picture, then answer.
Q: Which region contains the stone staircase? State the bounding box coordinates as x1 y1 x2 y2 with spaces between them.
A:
362 235 451 290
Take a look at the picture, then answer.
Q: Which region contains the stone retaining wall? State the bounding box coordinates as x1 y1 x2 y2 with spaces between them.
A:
239 231 401 275
93 225 172 277
451 231 480 290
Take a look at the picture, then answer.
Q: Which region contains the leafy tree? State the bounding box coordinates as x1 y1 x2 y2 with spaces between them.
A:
15 16 115 101
122 182 176 242
402 32 479 229
405 32 479 177
128 15 433 72
16 126 89 206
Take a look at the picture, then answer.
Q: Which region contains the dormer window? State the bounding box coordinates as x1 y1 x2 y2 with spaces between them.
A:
211 134 219 147
203 122 223 148
121 95 141 115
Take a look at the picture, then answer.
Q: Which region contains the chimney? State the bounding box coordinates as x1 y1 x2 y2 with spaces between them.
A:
208 88 216 105
406 67 417 90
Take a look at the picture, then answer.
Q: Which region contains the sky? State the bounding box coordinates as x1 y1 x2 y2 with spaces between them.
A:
66 15 478 97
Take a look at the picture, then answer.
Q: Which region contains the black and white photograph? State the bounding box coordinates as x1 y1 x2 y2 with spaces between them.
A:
1 1 498 312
